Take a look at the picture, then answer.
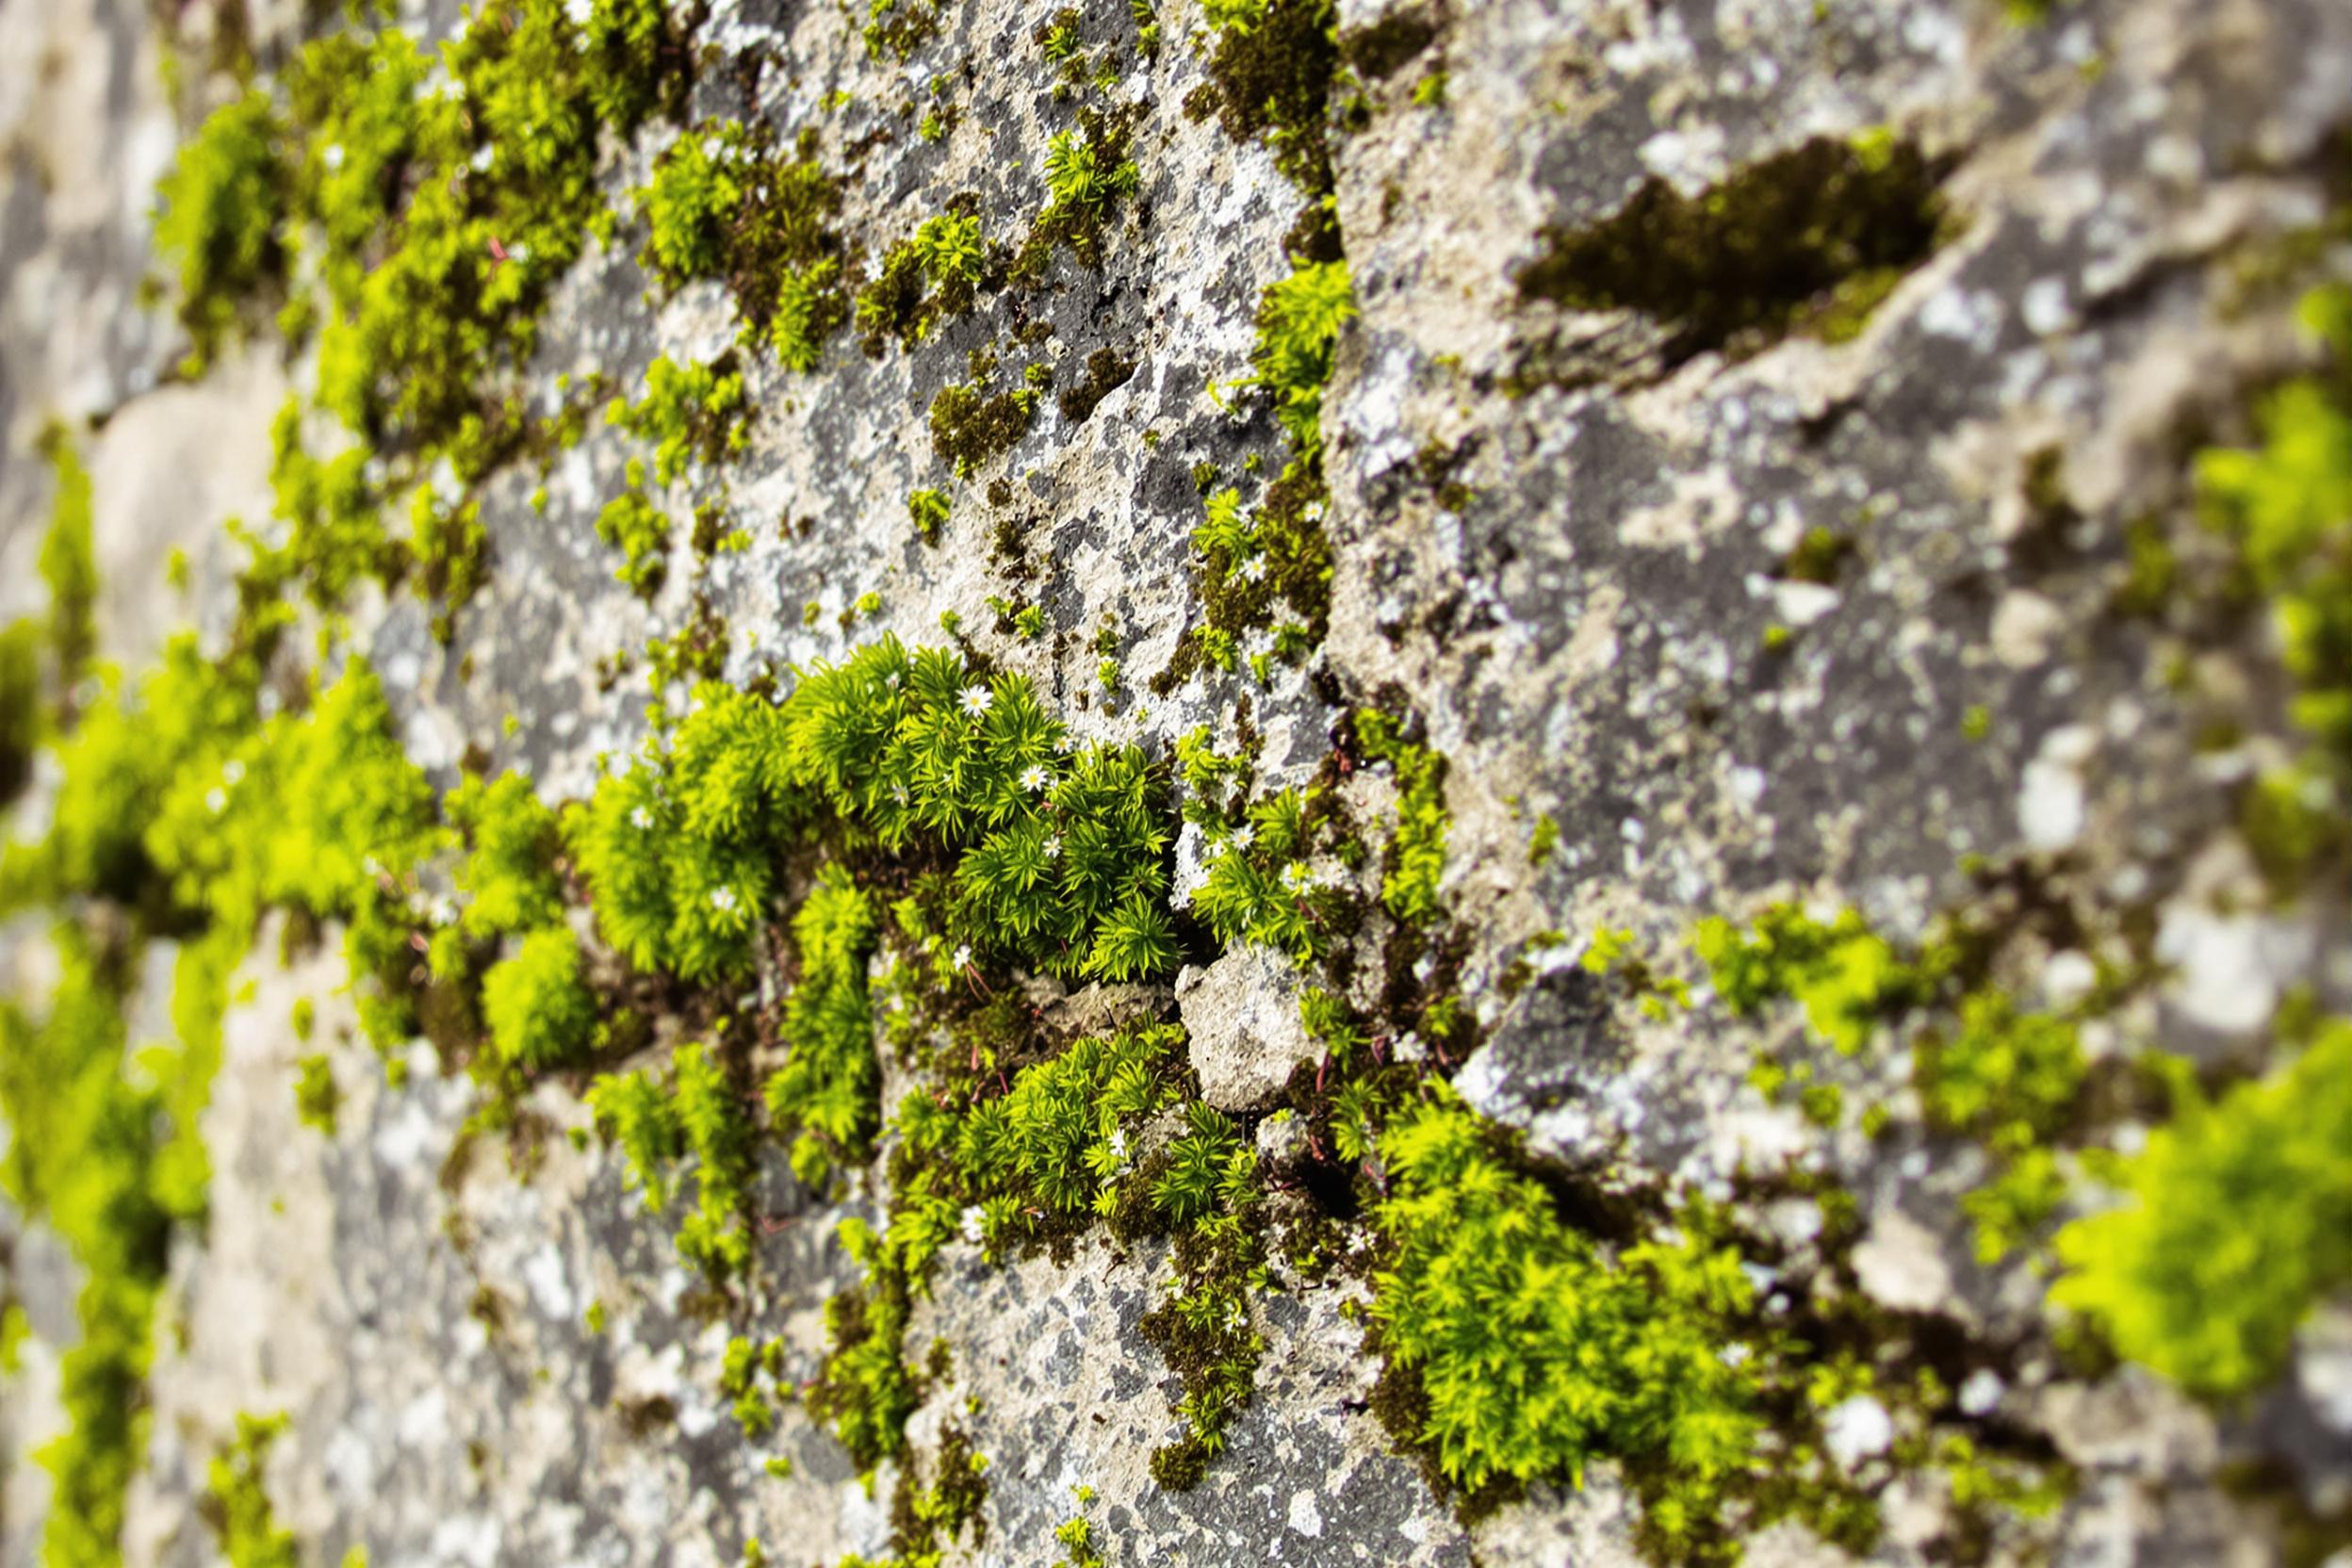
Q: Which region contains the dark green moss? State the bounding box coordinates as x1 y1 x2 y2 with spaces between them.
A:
930 356 1044 475
1516 135 1950 368
1058 347 1138 425
1339 6 1438 80
1187 0 1340 196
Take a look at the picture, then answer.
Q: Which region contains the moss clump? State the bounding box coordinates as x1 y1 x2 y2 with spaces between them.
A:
1235 259 1352 463
1354 709 1447 927
445 771 565 941
607 352 750 487
0 620 41 803
1 646 433 1568
293 1054 339 1135
583 1038 757 1280
2195 286 2352 887
36 425 99 695
637 122 849 371
1516 135 1948 367
1189 781 1351 961
565 683 796 984
154 90 290 371
1189 0 1340 195
930 356 1046 474
762 867 880 1184
482 926 601 1070
201 1412 299 1568
908 487 951 543
1012 116 1142 279
855 209 987 356
1694 904 1915 1057
596 460 673 599
1058 347 1137 425
1371 1097 1892 1561
2055 1021 2352 1398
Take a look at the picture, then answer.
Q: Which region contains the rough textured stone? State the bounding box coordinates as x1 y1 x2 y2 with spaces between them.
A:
1177 945 1314 1112
0 0 2348 1563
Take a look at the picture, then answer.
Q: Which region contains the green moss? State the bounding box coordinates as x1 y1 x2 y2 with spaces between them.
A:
1235 260 1353 463
607 352 750 487
1012 115 1141 279
36 424 99 694
2054 1021 2352 1398
763 867 880 1184
202 1412 299 1568
154 90 290 371
293 1053 339 1135
1371 1097 1895 1560
1516 135 1948 368
2195 285 2352 885
445 771 565 940
908 487 951 543
638 122 848 371
855 209 986 356
1057 346 1137 425
1189 0 1340 196
596 460 673 599
0 618 40 803
1354 708 1447 927
584 1038 757 1281
929 357 1044 475
482 926 601 1071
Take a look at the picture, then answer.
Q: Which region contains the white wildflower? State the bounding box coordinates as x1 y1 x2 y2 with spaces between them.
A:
1108 1129 1130 1162
322 143 347 172
959 683 993 718
1021 763 1051 792
204 787 227 814
1044 836 1063 860
959 1205 987 1246
221 759 245 785
1280 861 1314 894
952 943 972 971
629 806 654 830
710 887 739 914
1239 556 1268 583
564 0 593 25
885 670 902 690
1230 824 1256 850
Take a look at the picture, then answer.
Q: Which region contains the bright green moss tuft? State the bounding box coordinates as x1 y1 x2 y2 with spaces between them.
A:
1369 1098 1896 1558
36 424 99 694
764 867 880 1184
607 352 750 488
204 1412 299 1568
1235 260 1353 464
583 1039 756 1280
482 926 600 1070
1354 709 1447 926
154 91 289 371
586 1065 686 1212
908 487 951 543
596 460 673 599
1692 904 1913 1056
446 771 566 940
293 1053 339 1135
2054 1021 2352 1398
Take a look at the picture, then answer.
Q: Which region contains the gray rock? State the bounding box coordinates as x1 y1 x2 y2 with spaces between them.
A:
1177 944 1313 1112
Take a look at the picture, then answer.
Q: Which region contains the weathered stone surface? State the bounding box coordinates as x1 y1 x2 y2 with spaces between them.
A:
1 0 2349 1562
1178 945 1313 1111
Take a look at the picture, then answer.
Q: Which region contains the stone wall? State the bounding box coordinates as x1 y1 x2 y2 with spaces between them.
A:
1 0 2348 1564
